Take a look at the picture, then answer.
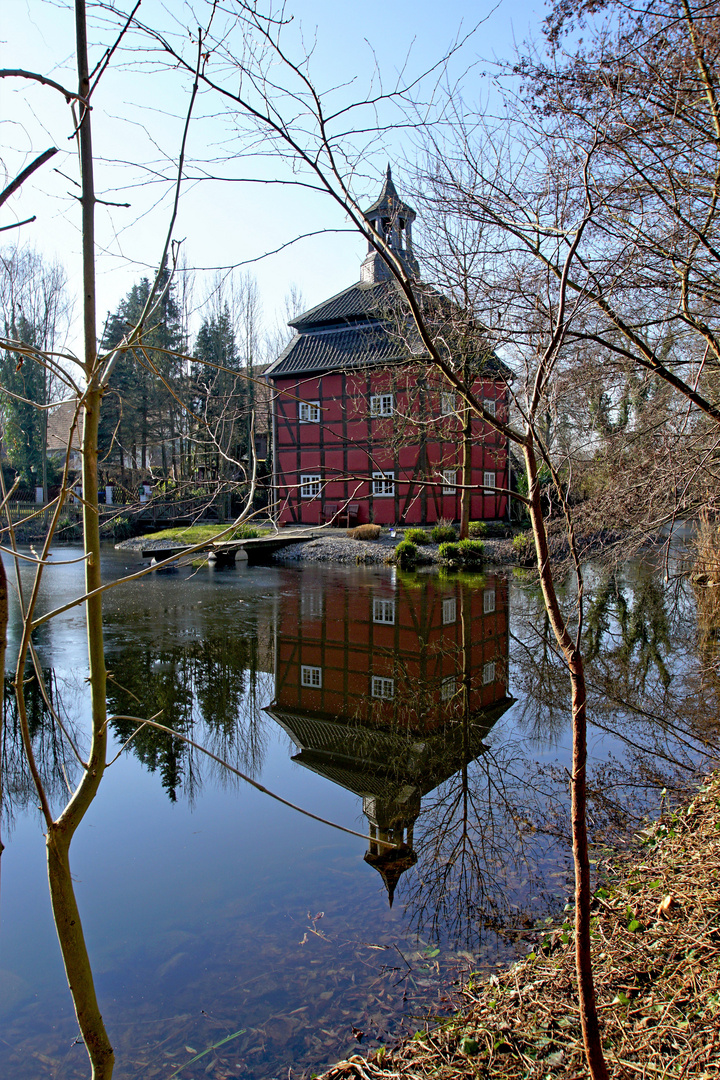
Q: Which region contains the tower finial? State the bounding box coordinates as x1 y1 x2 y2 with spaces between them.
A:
360 168 420 282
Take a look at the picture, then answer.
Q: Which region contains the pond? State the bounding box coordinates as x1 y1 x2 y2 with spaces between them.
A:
0 544 716 1078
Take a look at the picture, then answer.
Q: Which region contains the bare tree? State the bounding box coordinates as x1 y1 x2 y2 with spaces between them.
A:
0 6 259 1076
122 8 620 1075
0 244 71 498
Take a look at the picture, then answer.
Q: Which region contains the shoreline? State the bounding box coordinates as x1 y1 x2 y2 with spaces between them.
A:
318 774 720 1080
116 529 518 566
115 522 629 569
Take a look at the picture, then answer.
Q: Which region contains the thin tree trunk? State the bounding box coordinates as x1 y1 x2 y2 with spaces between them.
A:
523 440 609 1080
460 406 472 537
42 4 115 1076
0 557 7 861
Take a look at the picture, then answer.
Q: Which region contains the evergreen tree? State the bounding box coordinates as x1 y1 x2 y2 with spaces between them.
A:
191 303 247 479
0 314 46 486
98 268 185 477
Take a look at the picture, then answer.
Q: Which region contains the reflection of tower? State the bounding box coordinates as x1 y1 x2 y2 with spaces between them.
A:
363 788 420 906
266 569 515 904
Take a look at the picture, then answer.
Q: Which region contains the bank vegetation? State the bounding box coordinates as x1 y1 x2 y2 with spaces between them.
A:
320 773 720 1080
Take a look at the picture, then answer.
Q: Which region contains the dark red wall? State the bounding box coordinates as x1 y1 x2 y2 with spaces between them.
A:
270 367 509 525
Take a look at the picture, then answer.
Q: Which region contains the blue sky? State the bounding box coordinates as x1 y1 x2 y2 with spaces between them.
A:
2 0 547 354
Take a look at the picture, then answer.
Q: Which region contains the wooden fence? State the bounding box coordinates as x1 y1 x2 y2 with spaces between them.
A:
4 490 240 530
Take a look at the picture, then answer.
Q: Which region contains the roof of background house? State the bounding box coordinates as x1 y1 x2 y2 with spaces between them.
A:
46 400 83 454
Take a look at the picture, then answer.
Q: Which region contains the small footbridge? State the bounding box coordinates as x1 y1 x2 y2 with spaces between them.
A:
142 530 317 568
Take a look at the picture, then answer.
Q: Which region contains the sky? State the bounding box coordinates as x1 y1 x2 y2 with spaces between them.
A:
2 0 547 358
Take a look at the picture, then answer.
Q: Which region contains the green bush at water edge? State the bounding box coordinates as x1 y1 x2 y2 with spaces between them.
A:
396 540 418 569
458 538 484 564
438 541 462 566
512 531 535 566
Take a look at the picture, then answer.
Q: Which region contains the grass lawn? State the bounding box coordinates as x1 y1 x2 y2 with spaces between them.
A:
143 523 267 545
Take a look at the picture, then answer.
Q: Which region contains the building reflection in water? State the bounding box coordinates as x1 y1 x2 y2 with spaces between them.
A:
265 569 514 904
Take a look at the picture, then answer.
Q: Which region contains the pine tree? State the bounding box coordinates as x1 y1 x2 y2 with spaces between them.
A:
191 303 248 479
98 269 185 478
0 314 46 486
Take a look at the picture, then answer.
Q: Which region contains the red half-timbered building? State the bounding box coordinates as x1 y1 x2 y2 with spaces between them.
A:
265 170 510 527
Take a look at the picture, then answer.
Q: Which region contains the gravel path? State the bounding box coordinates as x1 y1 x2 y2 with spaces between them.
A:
272 534 516 565
273 535 401 564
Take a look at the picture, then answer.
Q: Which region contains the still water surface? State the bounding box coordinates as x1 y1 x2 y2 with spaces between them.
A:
0 545 712 1078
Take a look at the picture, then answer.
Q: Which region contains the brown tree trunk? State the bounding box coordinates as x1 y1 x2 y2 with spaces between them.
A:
47 820 113 1078
523 441 609 1080
460 406 472 538
41 4 116 1076
0 557 7 860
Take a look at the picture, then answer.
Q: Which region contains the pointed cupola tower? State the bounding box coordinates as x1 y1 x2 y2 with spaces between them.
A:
360 165 420 284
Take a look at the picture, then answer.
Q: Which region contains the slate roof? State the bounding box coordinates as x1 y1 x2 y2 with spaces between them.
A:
266 698 514 802
289 280 399 330
268 322 407 378
265 277 511 382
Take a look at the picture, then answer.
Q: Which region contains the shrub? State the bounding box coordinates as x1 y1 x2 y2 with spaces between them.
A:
107 514 133 542
431 520 457 544
512 531 535 567
405 528 430 545
438 541 462 565
468 520 487 538
232 522 260 540
458 538 484 564
348 523 381 541
395 540 417 569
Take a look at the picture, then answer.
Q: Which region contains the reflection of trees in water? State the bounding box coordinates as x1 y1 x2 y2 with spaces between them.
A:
509 582 570 751
402 560 720 948
584 566 671 689
509 562 720 847
2 671 83 825
404 731 562 948
691 574 720 731
107 628 270 802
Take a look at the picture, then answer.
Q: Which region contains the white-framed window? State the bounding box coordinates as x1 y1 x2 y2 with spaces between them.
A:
371 676 395 699
301 593 323 619
301 665 322 688
483 589 496 614
442 597 457 624
483 398 497 418
373 598 396 625
300 473 322 499
483 471 496 495
299 400 321 423
441 391 456 416
372 471 395 496
441 675 457 701
370 393 394 417
482 661 496 685
442 469 457 494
